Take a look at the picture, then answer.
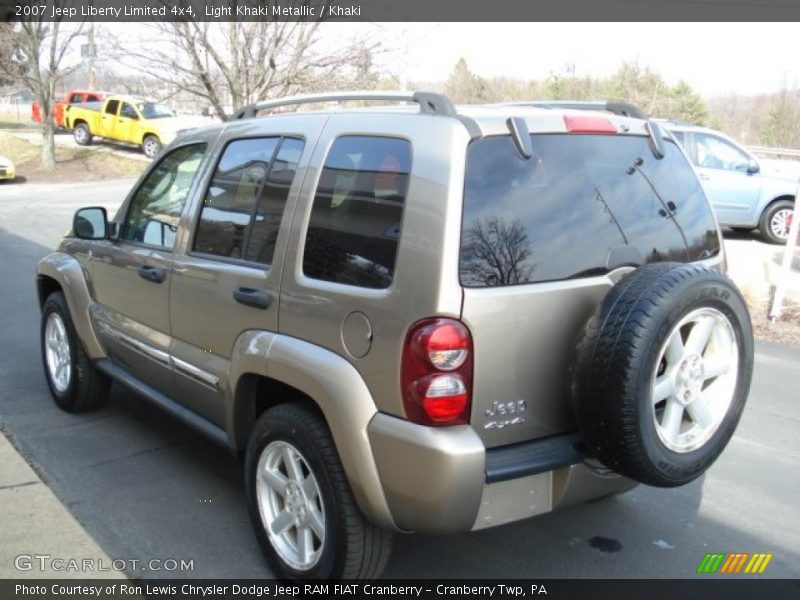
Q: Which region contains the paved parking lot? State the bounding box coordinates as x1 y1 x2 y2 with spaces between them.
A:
0 180 798 579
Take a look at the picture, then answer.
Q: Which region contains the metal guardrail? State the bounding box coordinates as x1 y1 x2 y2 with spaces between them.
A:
748 145 800 158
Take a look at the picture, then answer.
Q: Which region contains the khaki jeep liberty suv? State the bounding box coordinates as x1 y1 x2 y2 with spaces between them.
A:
36 92 754 579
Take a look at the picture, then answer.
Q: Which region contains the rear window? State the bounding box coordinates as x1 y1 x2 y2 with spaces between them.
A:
302 136 411 289
460 134 720 287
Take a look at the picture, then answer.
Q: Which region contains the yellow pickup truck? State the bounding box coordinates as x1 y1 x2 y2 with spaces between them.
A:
64 95 199 159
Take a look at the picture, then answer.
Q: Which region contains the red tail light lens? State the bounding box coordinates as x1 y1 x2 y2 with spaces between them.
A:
564 115 618 134
401 318 473 426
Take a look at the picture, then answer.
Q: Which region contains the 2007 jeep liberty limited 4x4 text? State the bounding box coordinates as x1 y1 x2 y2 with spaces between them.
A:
36 92 753 579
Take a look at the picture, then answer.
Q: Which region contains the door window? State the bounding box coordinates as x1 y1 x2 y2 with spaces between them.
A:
104 100 119 115
120 103 138 120
121 144 207 248
193 137 304 265
694 134 751 172
302 136 411 289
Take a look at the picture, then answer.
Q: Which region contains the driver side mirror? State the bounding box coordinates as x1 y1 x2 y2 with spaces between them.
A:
73 207 108 240
747 159 760 174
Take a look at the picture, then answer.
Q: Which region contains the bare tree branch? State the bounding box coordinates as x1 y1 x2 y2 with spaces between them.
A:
109 19 388 120
1 10 85 169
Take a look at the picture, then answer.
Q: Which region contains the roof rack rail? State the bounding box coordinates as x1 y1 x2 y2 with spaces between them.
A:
501 100 647 120
652 117 695 127
231 90 456 120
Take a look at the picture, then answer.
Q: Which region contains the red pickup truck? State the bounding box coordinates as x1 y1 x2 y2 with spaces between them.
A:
32 90 109 129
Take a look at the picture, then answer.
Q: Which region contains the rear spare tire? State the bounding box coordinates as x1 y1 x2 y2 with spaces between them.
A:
573 263 753 487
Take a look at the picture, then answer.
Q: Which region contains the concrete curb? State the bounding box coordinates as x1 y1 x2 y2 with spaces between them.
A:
0 429 125 579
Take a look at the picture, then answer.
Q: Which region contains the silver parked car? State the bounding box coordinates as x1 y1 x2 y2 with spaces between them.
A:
37 93 753 579
663 121 797 244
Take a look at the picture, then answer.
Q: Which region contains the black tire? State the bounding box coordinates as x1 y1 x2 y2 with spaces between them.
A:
41 292 109 412
73 122 92 146
759 198 794 245
573 263 753 487
142 135 162 160
245 404 392 580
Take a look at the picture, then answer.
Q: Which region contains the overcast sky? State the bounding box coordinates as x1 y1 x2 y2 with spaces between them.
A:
356 22 800 97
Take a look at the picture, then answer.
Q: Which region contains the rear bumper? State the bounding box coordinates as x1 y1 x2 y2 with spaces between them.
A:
367 413 634 533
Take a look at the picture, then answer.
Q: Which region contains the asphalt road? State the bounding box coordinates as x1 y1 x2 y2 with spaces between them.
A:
0 179 798 579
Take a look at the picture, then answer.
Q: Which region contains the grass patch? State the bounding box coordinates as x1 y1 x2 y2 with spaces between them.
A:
0 111 36 130
0 121 35 130
0 131 146 182
0 133 40 163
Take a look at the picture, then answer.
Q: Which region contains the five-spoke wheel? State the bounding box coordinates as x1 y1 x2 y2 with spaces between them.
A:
652 308 738 453
256 441 326 571
44 312 72 393
245 404 392 579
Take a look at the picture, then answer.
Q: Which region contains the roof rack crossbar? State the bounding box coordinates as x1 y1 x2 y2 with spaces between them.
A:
501 100 647 120
232 90 456 120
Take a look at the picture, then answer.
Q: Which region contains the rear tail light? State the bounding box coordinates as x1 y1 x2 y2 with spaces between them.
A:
401 318 473 426
564 115 618 134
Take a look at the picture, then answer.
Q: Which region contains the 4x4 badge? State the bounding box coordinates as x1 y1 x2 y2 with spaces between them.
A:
485 400 528 429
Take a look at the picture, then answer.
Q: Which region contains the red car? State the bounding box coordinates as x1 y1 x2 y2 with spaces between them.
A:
32 90 110 129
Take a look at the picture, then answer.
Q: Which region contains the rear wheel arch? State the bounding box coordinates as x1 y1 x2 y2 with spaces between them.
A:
764 194 795 211
232 373 323 452
226 333 396 530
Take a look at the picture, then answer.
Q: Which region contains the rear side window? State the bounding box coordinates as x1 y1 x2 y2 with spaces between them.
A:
460 134 720 287
120 103 137 120
302 136 411 289
194 137 304 265
104 100 119 115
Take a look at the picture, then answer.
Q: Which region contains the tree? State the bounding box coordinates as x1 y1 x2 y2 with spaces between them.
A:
665 81 709 125
461 217 535 286
602 60 670 116
0 24 22 88
2 15 84 169
761 88 800 147
112 21 384 120
444 58 490 104
544 63 598 100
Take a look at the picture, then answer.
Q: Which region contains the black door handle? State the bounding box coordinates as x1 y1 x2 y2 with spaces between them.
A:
233 287 272 309
137 264 166 283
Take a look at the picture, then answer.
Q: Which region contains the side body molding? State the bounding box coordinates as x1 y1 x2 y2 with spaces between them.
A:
228 331 397 531
36 252 106 360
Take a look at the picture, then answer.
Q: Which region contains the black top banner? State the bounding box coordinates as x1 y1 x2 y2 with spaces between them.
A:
5 0 800 22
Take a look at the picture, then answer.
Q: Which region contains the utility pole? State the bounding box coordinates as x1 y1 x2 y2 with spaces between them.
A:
87 20 96 90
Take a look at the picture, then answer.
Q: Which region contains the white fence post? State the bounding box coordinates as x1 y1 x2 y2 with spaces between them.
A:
769 179 800 321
